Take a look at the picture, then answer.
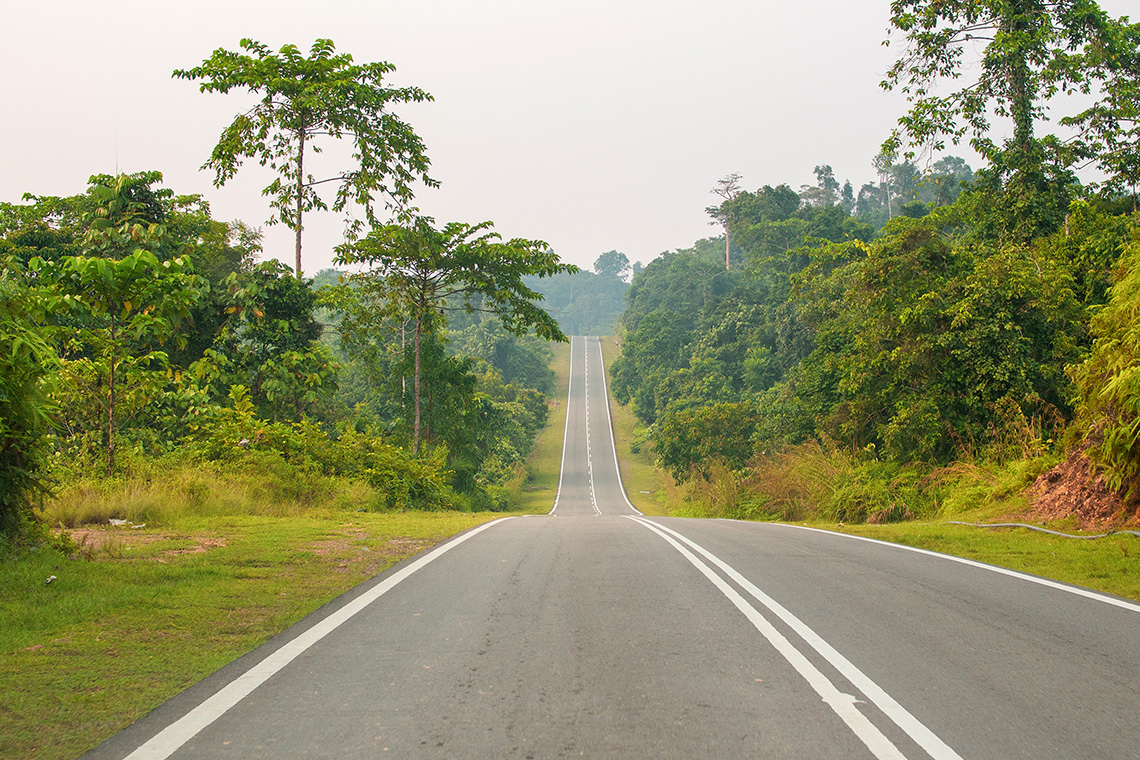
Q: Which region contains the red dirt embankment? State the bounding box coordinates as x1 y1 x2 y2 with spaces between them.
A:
1024 447 1138 528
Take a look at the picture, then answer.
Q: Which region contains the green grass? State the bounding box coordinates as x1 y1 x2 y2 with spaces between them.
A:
514 339 571 513
1 509 504 760
1 338 574 759
831 521 1140 602
599 336 670 515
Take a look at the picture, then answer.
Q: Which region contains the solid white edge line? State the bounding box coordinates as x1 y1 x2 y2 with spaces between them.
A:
123 518 515 760
627 517 908 760
767 522 1140 615
593 336 643 516
636 517 964 760
584 338 601 516
550 336 576 515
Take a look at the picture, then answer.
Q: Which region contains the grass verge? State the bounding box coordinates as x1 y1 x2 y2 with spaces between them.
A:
515 338 571 512
831 521 1140 602
599 336 669 515
1 509 504 760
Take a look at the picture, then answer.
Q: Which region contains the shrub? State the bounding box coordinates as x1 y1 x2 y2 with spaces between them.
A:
0 261 55 542
1071 236 1140 499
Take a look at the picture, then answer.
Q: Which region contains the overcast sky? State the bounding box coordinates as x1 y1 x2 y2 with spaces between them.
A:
3 0 1126 275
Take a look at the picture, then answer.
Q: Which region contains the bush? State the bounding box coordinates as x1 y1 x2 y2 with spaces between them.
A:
183 386 454 511
654 402 759 482
0 261 55 541
1071 236 1140 499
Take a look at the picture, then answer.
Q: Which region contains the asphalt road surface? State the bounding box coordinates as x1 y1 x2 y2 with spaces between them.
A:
87 336 1140 759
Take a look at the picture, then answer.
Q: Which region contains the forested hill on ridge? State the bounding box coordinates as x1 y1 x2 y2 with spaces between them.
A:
607 153 1140 527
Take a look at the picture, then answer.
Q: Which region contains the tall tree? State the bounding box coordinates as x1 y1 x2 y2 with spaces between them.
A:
336 216 574 453
707 173 742 271
873 151 895 221
881 0 1140 237
594 249 631 280
34 250 204 474
1063 57 1140 206
175 39 437 276
800 165 841 207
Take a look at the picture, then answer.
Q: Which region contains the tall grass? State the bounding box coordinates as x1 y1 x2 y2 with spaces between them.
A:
667 438 1055 525
39 455 385 530
664 442 845 521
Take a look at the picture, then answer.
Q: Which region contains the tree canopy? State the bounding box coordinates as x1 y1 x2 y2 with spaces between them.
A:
175 39 437 275
335 216 574 452
881 0 1140 239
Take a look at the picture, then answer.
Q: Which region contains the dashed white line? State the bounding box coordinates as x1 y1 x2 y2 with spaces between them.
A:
592 336 642 516
584 338 600 516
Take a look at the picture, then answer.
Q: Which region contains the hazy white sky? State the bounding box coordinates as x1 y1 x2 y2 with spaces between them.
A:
3 0 1119 274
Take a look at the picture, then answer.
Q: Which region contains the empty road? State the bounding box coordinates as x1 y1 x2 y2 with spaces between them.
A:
87 336 1140 759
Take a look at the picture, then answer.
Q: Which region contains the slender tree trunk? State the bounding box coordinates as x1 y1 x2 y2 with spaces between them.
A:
1006 13 1034 167
724 224 730 271
295 125 306 277
107 321 116 477
1003 7 1039 242
413 309 422 456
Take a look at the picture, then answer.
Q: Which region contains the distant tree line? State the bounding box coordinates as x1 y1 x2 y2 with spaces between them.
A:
527 250 637 336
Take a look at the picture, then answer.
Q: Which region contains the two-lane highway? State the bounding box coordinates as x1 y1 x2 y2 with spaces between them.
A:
551 334 638 518
87 335 1140 759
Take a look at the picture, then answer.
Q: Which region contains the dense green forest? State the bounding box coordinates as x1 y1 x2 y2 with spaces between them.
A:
5 0 1140 544
0 40 574 548
614 175 1140 519
611 1 1140 522
527 250 636 336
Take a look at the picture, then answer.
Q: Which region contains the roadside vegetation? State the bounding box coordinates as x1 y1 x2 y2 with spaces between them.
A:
604 1 1140 588
0 38 576 760
0 301 574 760
603 341 1140 603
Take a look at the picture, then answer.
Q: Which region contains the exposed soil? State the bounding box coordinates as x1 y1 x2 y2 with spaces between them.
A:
307 530 434 575
64 527 228 560
61 524 433 573
1024 447 1138 528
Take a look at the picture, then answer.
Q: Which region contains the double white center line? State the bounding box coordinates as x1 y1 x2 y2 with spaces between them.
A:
627 516 963 760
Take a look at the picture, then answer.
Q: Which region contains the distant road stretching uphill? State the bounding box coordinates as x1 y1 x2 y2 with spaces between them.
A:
87 336 1140 759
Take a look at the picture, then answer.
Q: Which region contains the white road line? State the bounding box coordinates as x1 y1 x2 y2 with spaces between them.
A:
628 517 908 760
629 517 964 760
550 336 576 515
770 523 1140 615
123 518 514 760
584 337 601 516
592 336 642 515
